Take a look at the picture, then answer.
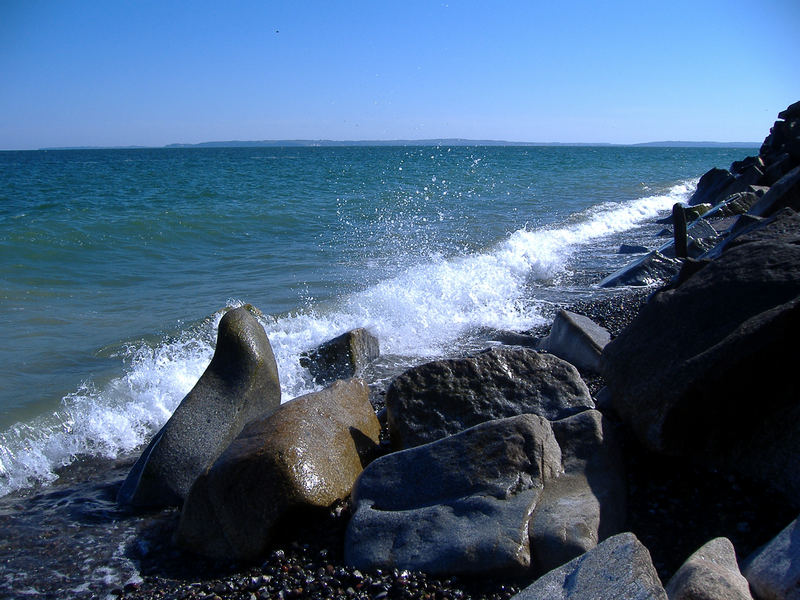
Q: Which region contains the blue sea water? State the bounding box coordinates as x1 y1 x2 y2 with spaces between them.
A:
0 144 751 597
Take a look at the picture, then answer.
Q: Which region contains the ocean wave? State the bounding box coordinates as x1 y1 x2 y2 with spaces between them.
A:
0 180 693 497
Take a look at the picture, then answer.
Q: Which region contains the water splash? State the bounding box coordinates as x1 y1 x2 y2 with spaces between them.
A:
0 181 692 497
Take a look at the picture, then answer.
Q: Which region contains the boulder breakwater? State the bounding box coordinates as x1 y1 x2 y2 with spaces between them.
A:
105 102 800 600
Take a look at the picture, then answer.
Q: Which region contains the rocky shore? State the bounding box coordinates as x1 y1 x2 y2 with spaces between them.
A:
115 102 800 600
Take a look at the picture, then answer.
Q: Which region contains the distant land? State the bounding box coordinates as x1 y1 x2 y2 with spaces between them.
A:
36 139 761 151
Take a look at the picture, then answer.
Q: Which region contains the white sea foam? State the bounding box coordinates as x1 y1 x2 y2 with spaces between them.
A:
0 181 692 497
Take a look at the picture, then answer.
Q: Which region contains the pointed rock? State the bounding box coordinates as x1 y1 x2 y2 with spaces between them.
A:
666 537 753 600
118 307 281 508
512 533 666 600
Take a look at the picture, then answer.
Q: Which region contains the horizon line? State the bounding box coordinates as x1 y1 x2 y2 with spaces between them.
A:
3 138 762 152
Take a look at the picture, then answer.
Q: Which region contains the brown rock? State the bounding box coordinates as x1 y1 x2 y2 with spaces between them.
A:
175 379 380 561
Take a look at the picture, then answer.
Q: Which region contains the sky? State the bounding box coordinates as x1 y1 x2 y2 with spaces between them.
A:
1 1 798 150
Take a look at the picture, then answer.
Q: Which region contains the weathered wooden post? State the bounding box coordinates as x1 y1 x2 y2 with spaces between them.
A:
673 203 688 259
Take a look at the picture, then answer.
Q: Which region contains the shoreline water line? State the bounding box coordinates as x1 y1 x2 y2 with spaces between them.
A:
0 179 692 498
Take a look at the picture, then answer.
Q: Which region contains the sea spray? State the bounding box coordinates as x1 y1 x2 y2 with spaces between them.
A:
0 179 693 497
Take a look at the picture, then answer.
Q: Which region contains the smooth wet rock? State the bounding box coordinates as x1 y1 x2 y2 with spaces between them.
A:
602 240 800 503
598 250 681 288
530 410 625 574
512 533 667 600
743 516 800 600
176 378 380 561
536 310 610 373
300 328 379 384
118 307 281 508
345 414 562 576
386 347 593 449
666 537 753 600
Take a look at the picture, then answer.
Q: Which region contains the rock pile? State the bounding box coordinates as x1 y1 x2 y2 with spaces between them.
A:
117 102 800 600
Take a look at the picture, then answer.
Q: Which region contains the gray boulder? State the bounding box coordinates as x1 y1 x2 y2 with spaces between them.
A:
537 310 610 373
386 347 593 449
743 516 800 600
299 328 379 384
598 250 681 288
530 410 626 574
512 533 667 600
176 378 380 561
345 414 562 576
602 240 800 503
118 307 281 508
666 537 753 600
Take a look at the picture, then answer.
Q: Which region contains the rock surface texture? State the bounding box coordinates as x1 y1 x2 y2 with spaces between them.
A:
300 328 380 385
176 378 380 561
743 516 800 600
117 307 281 508
602 237 800 503
511 533 667 600
665 537 753 600
529 410 625 574
536 310 610 373
386 347 593 449
345 414 562 576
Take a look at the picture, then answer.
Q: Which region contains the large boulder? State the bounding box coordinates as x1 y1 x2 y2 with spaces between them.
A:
536 310 610 373
602 239 800 503
175 378 380 561
511 533 667 600
117 307 281 508
386 347 593 449
688 168 735 207
666 537 753 600
344 414 562 576
529 410 626 574
299 328 379 385
743 516 800 600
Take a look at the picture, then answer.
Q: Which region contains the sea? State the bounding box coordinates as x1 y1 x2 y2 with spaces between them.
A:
0 144 752 597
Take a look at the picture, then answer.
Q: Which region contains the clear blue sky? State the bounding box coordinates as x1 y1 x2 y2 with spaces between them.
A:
1 0 798 150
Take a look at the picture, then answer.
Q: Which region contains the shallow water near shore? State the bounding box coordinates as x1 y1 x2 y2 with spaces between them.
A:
0 145 750 596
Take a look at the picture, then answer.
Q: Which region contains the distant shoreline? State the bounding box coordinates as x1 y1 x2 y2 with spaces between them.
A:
28 139 762 151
